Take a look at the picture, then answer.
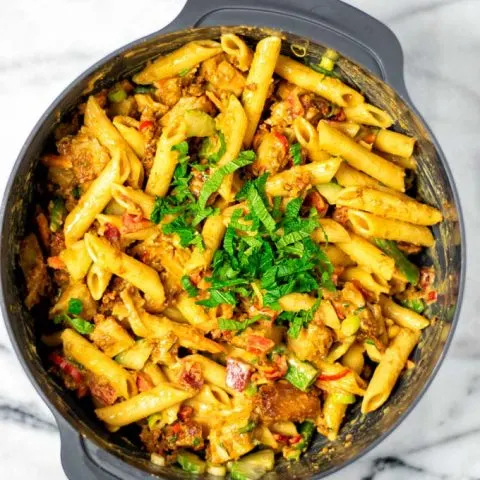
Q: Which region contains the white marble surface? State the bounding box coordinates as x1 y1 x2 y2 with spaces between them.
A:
0 0 479 478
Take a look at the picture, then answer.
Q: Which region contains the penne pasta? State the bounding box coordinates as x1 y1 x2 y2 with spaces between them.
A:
220 33 253 71
337 233 395 281
318 120 405 191
347 209 435 246
62 329 136 399
362 328 421 413
336 186 443 226
379 295 430 330
293 117 330 163
275 55 364 107
95 383 194 427
63 150 129 247
343 103 393 128
265 157 342 196
86 263 112 301
242 36 281 147
311 219 351 244
334 163 380 188
84 96 143 188
374 129 416 158
340 266 390 299
59 240 92 280
134 40 222 83
112 116 145 158
84 233 165 311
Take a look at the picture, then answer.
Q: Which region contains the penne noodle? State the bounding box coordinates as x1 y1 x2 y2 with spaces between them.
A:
336 186 443 226
279 293 316 311
112 116 145 158
334 163 381 188
379 295 430 330
62 329 136 399
374 129 416 158
347 209 435 246
337 233 395 281
318 120 405 191
220 33 253 71
265 157 342 196
340 266 390 299
63 150 129 247
185 354 236 395
133 40 222 83
343 103 393 128
86 263 112 301
293 117 330 163
84 96 143 188
95 383 194 427
84 233 165 311
323 244 356 267
242 36 281 147
324 120 361 138
362 328 421 413
275 55 364 107
311 219 351 244
59 240 92 280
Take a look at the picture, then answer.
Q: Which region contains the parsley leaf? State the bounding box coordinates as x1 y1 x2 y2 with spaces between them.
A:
54 312 94 335
218 315 265 332
181 275 199 297
290 142 302 165
196 289 237 307
277 299 320 339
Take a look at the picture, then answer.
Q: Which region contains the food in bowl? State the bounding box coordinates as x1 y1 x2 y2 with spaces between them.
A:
19 33 442 477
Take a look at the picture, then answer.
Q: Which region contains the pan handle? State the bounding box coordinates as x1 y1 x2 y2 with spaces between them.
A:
161 0 410 101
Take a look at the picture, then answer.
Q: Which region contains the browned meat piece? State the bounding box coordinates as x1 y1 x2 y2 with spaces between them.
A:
57 127 110 185
87 374 118 406
287 321 334 366
154 77 182 107
140 420 204 454
254 381 321 424
201 55 246 97
19 234 50 309
397 241 422 255
252 132 288 175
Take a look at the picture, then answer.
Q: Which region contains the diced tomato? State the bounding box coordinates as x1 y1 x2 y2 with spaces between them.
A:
289 434 303 445
47 256 65 270
139 120 154 131
263 355 288 381
273 433 290 444
136 372 154 393
226 358 252 392
332 301 346 320
246 335 275 355
420 267 435 290
178 405 194 421
331 109 346 122
49 352 84 384
121 213 151 234
305 191 328 217
171 422 182 434
273 132 289 152
317 369 349 382
427 290 438 302
179 360 204 390
363 132 377 144
104 223 120 243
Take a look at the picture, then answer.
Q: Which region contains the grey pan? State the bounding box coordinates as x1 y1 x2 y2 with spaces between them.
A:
0 0 465 479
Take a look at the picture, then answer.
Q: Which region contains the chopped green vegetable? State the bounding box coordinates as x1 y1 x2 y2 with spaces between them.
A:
196 289 237 308
115 340 154 370
178 68 190 77
245 382 258 396
330 392 356 404
218 315 265 332
192 437 202 448
134 85 155 94
307 62 340 78
289 142 302 165
319 48 339 72
108 87 127 103
183 110 216 138
315 183 343 204
67 298 83 316
285 420 315 460
177 451 206 474
198 150 255 208
401 298 425 314
199 131 226 165
238 420 257 434
230 449 275 480
48 197 66 233
374 239 420 285
72 186 82 199
246 183 276 233
147 413 162 430
285 355 318 391
181 275 199 298
277 299 320 339
341 314 361 336
54 313 94 335
163 217 204 249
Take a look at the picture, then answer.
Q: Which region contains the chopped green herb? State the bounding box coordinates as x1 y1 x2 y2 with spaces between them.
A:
401 298 425 314
108 87 127 103
178 68 190 77
217 315 266 332
245 382 258 396
192 437 201 448
199 131 226 165
181 275 199 298
67 298 83 316
277 299 320 339
290 142 302 165
48 197 66 233
54 313 94 335
238 420 257 434
198 150 255 208
374 239 419 285
134 85 156 94
307 62 340 78
196 289 237 308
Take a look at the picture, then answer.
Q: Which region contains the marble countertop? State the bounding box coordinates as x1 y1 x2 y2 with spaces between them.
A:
0 0 478 478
